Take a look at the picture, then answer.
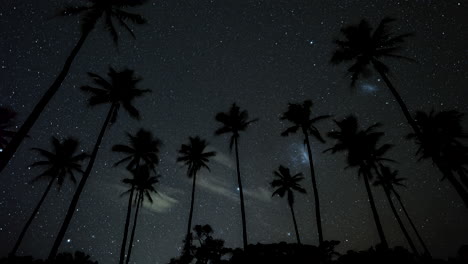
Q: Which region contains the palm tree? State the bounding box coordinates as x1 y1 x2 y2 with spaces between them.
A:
270 165 306 244
124 165 159 264
0 107 17 151
48 67 150 259
326 115 389 248
0 0 148 173
408 110 468 208
214 103 257 250
374 165 431 256
331 17 419 136
177 136 216 254
280 100 329 245
112 129 162 264
373 165 419 255
10 137 87 256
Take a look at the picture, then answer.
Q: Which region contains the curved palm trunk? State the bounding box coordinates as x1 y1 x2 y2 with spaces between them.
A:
119 186 135 264
234 137 248 250
303 131 324 245
362 168 388 248
126 193 143 264
393 190 432 257
48 103 116 260
381 186 418 255
288 201 301 244
184 173 197 253
10 177 55 256
0 30 92 173
372 62 421 137
441 167 468 208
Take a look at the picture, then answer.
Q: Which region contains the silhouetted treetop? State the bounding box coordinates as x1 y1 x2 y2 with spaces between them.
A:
177 136 216 178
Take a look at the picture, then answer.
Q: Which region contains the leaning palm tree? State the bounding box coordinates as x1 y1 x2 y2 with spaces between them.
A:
112 129 162 264
177 136 216 254
280 100 329 245
331 17 419 136
408 110 468 208
326 115 389 248
124 165 159 264
373 165 419 255
271 165 306 244
48 67 150 259
10 137 88 256
0 0 148 173
214 103 257 250
375 165 431 256
0 107 17 151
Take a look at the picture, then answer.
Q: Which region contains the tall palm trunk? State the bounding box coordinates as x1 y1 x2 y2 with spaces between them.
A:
372 62 421 137
234 137 248 250
393 190 432 257
184 173 197 252
48 103 116 260
382 186 418 255
362 168 388 248
126 193 143 264
119 185 135 264
10 177 55 256
288 201 301 244
0 30 92 173
303 129 324 245
440 167 468 208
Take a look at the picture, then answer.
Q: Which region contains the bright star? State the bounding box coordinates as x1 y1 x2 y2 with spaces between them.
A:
66 239 71 243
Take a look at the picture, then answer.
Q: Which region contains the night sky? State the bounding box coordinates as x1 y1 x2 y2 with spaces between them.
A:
1 0 467 263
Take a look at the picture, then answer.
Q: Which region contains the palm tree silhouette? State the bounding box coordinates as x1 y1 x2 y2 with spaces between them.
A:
408 110 468 208
331 17 419 134
112 129 162 264
373 165 419 255
0 0 148 173
48 67 150 259
177 136 216 254
10 137 88 256
280 100 329 245
215 103 257 250
123 165 159 264
271 165 306 244
374 165 431 256
0 107 17 151
326 115 389 248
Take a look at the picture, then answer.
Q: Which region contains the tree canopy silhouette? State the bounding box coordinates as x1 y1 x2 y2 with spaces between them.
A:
0 0 148 173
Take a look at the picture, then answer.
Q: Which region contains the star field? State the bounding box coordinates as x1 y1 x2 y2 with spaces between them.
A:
1 1 467 263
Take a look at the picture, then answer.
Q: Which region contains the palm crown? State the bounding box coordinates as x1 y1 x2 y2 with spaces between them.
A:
30 137 88 187
271 165 306 205
177 136 216 178
215 103 258 149
81 67 150 123
123 165 159 204
280 100 329 141
374 165 406 191
60 0 147 43
113 129 162 170
331 17 413 86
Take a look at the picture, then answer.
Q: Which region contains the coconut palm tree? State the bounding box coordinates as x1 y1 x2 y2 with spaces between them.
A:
271 165 306 244
124 165 159 264
214 103 257 250
326 115 389 248
112 129 161 264
373 165 419 255
177 136 216 254
0 107 17 151
48 67 150 260
10 137 88 256
280 100 329 245
0 0 148 173
331 17 419 136
408 110 468 208
374 165 431 256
